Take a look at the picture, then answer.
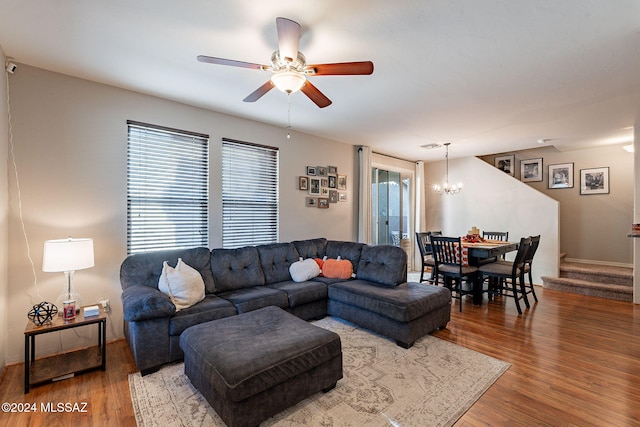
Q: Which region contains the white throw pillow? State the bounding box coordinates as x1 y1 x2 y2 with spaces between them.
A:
158 258 205 311
289 257 321 282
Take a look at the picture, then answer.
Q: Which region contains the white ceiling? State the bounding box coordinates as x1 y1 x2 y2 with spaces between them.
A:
1 0 638 161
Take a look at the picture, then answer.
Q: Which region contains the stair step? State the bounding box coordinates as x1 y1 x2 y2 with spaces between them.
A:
560 262 632 287
542 276 633 302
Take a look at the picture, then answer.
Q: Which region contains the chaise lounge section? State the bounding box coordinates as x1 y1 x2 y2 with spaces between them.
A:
120 238 452 374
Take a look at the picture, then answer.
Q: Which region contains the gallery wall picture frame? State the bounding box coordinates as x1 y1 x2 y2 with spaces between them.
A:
520 158 543 182
299 176 309 191
318 198 329 209
308 178 321 195
317 166 328 176
329 190 339 203
339 192 347 202
328 175 337 188
306 197 317 207
548 163 574 189
580 166 609 195
306 166 317 176
328 166 338 174
494 155 515 176
337 175 347 190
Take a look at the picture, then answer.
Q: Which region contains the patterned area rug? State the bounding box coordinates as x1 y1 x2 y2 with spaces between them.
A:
129 317 509 427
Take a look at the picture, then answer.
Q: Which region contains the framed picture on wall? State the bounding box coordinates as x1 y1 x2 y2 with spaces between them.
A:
306 166 316 176
494 155 515 176
308 178 321 195
548 163 574 189
298 176 309 190
520 158 543 182
318 198 329 209
580 167 609 195
337 175 347 190
306 197 317 207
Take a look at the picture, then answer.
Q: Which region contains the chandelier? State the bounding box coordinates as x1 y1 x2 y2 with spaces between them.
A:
433 143 462 195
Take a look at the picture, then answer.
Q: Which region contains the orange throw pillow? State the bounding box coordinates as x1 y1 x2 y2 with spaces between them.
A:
314 258 325 276
322 258 353 279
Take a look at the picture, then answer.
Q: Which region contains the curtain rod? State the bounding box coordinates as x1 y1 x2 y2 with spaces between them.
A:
371 150 415 163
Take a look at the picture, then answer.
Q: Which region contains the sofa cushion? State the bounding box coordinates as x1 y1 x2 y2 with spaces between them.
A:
168 296 237 336
356 245 407 287
210 246 265 292
292 238 327 259
120 247 215 293
121 285 176 322
267 280 328 307
217 286 289 314
289 258 321 282
326 241 365 274
328 280 451 323
322 258 353 279
158 258 206 311
257 242 300 285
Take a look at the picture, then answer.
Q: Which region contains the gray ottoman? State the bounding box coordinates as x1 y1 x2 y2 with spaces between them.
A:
180 306 342 427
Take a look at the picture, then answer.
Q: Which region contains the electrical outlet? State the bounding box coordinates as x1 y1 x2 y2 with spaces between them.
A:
100 299 111 313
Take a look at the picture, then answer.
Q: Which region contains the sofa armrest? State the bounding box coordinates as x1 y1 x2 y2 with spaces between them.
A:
122 285 176 322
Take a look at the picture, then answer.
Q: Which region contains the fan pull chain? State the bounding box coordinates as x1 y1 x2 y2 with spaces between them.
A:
286 94 292 139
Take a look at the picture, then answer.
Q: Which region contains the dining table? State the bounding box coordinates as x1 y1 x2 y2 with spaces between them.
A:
460 240 519 304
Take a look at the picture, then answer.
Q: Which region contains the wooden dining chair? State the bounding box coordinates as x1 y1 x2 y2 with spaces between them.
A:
430 236 479 312
477 236 532 314
522 235 540 303
415 231 441 283
482 231 509 241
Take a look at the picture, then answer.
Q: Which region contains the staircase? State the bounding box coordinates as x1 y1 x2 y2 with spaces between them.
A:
542 261 633 302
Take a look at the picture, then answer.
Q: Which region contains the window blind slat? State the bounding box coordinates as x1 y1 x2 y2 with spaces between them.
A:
127 122 209 254
221 139 279 248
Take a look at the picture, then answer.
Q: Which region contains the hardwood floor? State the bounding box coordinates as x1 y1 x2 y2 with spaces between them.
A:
1 287 639 426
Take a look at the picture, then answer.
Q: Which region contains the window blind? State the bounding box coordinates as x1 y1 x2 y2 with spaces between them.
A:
221 139 279 248
127 121 209 254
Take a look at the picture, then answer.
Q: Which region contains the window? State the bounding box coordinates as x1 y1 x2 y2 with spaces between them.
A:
221 139 279 248
127 121 209 254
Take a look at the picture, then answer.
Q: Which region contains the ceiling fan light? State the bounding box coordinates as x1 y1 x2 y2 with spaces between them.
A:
271 71 307 93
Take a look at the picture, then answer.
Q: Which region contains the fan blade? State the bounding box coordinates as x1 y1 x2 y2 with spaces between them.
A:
301 81 332 108
243 81 275 102
305 61 374 76
197 55 267 70
276 17 301 63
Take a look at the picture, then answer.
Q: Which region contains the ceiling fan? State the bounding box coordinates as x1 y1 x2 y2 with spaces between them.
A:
197 17 374 108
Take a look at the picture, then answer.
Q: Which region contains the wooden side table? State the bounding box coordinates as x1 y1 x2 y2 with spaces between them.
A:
24 305 107 393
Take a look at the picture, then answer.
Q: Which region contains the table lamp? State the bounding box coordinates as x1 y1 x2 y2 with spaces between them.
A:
43 237 94 313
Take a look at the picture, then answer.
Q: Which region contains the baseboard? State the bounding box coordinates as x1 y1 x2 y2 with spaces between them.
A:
563 258 633 269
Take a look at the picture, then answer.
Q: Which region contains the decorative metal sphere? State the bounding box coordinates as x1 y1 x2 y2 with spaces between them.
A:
27 302 58 326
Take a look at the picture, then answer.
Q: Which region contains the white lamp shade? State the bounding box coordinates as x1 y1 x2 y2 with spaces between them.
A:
42 238 95 272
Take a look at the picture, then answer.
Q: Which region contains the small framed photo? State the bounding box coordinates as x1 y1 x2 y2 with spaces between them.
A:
328 166 338 174
320 178 329 187
317 166 328 176
306 166 316 176
580 167 609 195
328 175 337 188
548 163 574 189
308 178 321 195
298 176 308 191
520 158 543 182
329 190 339 203
306 197 317 207
320 187 330 196
339 192 347 202
494 155 515 176
337 175 347 190
318 198 329 209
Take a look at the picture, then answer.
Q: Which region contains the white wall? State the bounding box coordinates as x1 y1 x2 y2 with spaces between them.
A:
424 156 559 285
0 46 9 372
4 65 359 364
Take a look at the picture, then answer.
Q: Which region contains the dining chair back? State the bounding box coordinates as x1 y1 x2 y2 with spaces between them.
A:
478 236 532 314
430 235 479 312
482 231 509 241
523 235 540 302
415 231 442 283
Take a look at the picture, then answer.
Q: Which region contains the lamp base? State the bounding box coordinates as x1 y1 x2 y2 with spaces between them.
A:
55 292 82 314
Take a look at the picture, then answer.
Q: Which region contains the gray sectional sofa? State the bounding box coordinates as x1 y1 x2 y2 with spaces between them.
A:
120 238 452 374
